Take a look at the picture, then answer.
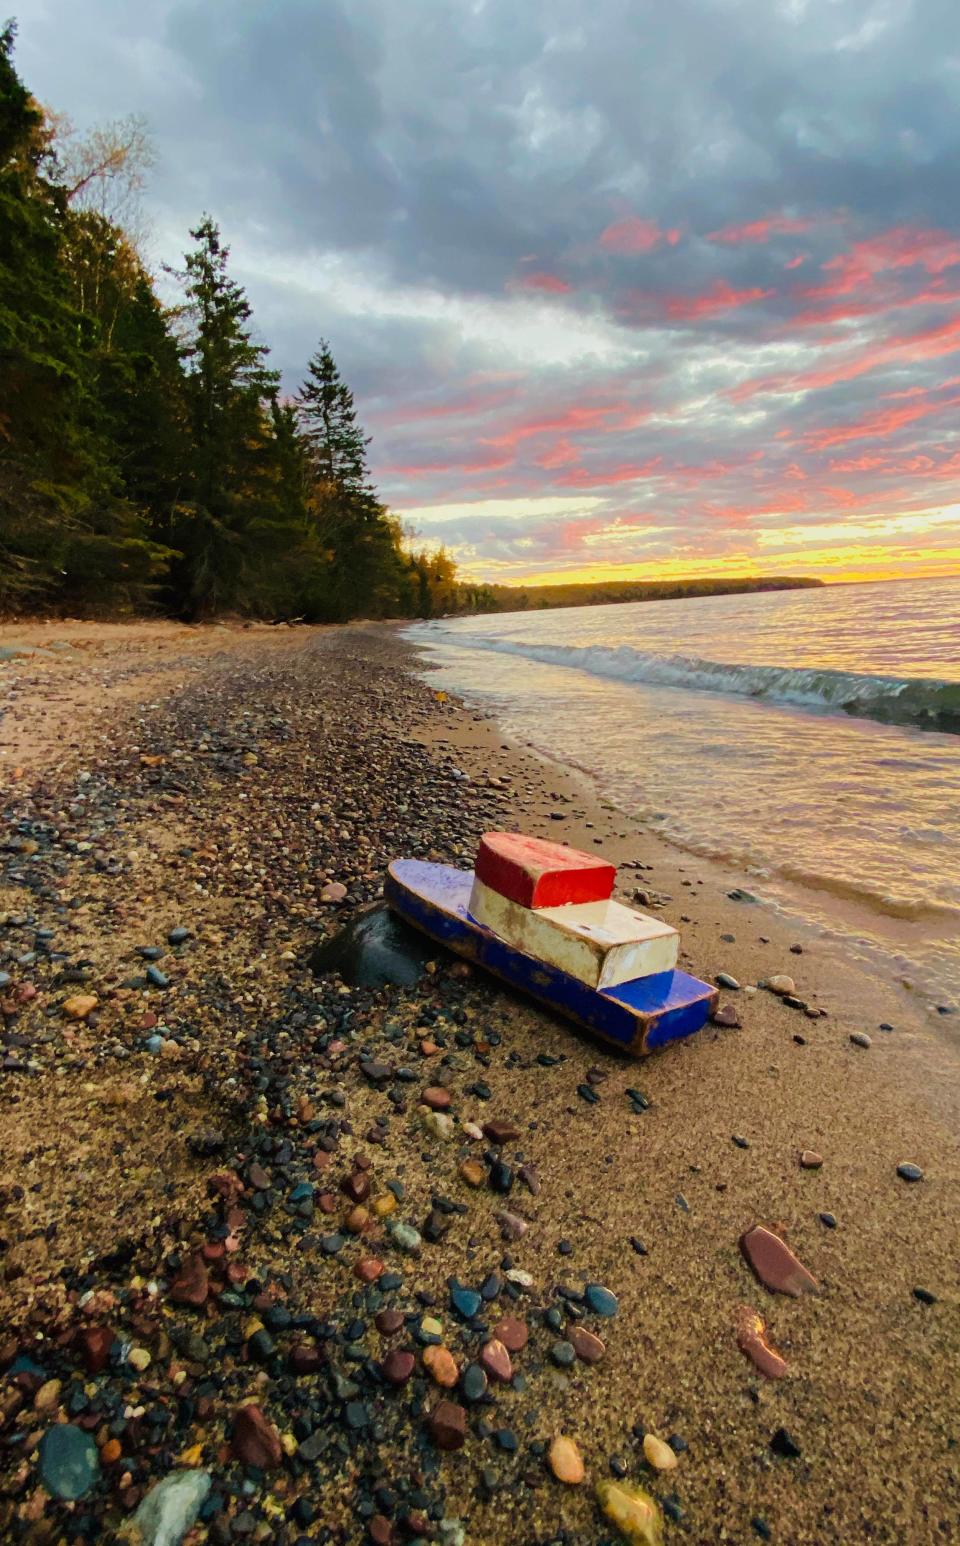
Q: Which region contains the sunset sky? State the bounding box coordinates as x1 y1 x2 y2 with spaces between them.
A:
18 0 960 586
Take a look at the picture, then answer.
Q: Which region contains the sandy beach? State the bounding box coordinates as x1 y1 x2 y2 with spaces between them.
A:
1 619 958 1545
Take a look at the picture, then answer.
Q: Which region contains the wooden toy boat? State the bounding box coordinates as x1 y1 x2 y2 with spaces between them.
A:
385 833 717 1056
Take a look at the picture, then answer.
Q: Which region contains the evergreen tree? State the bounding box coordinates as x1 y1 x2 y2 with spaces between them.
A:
0 24 167 612
296 340 372 495
173 217 295 616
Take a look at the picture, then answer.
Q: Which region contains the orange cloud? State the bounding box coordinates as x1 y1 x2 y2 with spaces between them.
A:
792 393 960 449
482 402 648 451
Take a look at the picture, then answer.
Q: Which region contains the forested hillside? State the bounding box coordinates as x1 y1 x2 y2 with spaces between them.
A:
0 25 458 621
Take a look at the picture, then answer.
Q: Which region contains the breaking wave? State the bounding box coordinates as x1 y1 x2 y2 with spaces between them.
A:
451 637 960 735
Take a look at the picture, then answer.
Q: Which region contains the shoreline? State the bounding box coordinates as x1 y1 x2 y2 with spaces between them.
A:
1 620 958 1544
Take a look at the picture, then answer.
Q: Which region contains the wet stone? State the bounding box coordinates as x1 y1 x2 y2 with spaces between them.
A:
735 1306 787 1379
231 1405 282 1470
550 1342 575 1368
819 1212 837 1229
549 1435 585 1485
490 1161 514 1194
483 1119 520 1145
897 1162 924 1182
309 906 432 987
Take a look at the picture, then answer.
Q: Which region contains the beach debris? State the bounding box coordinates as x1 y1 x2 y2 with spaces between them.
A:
799 1150 823 1169
118 1469 212 1546
549 1435 586 1484
897 1162 924 1182
765 975 795 996
38 1424 99 1500
643 1433 678 1471
735 1305 788 1378
596 1478 664 1545
740 1224 819 1296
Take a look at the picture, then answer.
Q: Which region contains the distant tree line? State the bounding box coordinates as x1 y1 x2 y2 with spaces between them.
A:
478 575 824 612
0 24 459 621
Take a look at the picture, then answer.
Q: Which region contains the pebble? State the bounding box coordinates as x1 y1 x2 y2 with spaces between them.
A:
450 1282 482 1319
38 1424 99 1500
913 1287 937 1305
483 1118 520 1144
550 1341 576 1368
62 993 98 1020
732 1134 750 1149
765 975 795 996
584 1283 618 1317
819 1211 837 1229
167 926 190 945
124 1469 212 1546
423 1345 459 1387
231 1404 282 1469
850 1032 872 1048
422 1110 455 1141
740 1224 819 1296
716 972 740 989
595 1478 663 1545
381 1349 416 1386
643 1433 678 1471
770 1426 802 1459
492 1315 528 1352
567 1325 605 1363
427 1400 467 1451
460 1363 488 1402
479 1338 513 1382
489 1160 514 1193
897 1162 924 1182
458 1159 486 1187
422 1086 451 1110
548 1435 585 1484
800 1150 823 1169
128 1346 151 1371
375 1309 404 1335
389 1222 421 1253
712 1003 741 1028
735 1305 787 1378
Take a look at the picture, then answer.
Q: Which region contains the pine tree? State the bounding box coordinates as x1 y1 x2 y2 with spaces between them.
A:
296 340 372 495
0 24 167 612
173 217 292 615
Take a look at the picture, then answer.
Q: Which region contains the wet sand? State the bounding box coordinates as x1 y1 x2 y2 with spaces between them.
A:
0 620 958 1544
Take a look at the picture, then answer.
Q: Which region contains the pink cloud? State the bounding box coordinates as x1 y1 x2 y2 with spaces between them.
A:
664 280 774 320
708 214 813 245
793 393 960 450
482 401 648 451
599 217 680 254
513 270 572 294
535 437 581 469
785 255 806 270
553 458 662 488
799 226 960 304
730 313 960 400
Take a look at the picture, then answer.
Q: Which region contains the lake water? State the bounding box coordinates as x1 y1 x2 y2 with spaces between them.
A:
408 575 960 1011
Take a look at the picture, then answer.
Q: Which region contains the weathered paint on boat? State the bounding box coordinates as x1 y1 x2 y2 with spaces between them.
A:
474 831 616 909
385 859 716 1056
468 874 679 990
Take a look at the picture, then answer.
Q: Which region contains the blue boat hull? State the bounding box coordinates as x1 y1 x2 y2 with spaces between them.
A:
385 859 717 1057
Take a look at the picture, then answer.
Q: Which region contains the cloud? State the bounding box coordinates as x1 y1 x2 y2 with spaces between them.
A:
14 0 960 584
